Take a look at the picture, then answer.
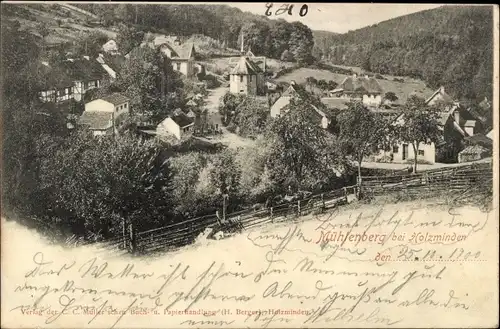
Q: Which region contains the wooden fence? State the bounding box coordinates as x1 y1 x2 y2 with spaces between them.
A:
97 162 492 255
107 184 358 254
361 162 493 197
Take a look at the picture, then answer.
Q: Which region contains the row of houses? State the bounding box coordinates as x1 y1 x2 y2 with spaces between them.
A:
269 81 492 165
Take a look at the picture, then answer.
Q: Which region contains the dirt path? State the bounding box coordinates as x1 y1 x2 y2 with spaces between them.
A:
204 86 257 149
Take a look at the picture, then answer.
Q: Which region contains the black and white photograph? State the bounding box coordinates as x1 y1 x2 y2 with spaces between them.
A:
1 2 498 328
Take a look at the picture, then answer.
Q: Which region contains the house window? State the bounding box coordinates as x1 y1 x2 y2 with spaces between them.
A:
392 146 399 153
418 150 425 156
176 63 181 71
240 75 243 82
249 75 252 82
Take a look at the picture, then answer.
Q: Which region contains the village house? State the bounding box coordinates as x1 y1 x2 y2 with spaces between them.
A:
229 56 265 96
329 74 384 107
102 39 119 55
377 86 487 164
78 93 130 136
37 57 108 104
270 81 332 129
154 36 197 77
157 112 195 140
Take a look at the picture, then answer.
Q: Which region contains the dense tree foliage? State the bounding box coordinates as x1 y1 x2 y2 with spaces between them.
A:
73 4 315 62
391 96 442 173
38 133 175 237
337 102 387 188
315 6 493 102
265 98 336 192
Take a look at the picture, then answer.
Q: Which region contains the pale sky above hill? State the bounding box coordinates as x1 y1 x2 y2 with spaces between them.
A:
216 3 443 33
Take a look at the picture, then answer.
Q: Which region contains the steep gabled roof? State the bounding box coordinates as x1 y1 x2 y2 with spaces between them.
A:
168 112 194 128
230 56 259 75
160 42 195 60
100 93 130 106
425 86 454 105
60 58 108 82
340 76 383 94
37 63 74 90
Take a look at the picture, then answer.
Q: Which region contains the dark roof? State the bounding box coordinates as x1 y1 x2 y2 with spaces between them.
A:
60 58 108 82
464 134 493 149
320 97 349 110
37 64 74 90
78 111 113 130
425 86 454 105
100 93 130 106
160 42 195 60
340 76 383 94
102 54 126 72
170 112 194 128
231 56 260 75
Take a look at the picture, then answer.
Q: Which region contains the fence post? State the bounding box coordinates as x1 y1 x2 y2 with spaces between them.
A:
297 200 301 216
270 207 273 223
321 193 325 211
128 223 136 254
343 187 348 202
122 219 127 250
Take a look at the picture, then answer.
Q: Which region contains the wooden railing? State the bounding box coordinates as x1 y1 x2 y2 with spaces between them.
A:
110 184 358 254
97 162 492 255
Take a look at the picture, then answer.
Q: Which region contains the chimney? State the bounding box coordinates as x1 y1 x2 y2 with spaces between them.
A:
352 73 357 78
290 80 296 86
440 86 445 93
174 37 181 46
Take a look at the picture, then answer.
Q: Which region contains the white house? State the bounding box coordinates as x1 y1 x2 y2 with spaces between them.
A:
102 40 119 55
332 74 384 107
79 93 130 136
157 112 195 140
376 86 477 165
270 82 331 129
157 37 196 77
229 56 259 95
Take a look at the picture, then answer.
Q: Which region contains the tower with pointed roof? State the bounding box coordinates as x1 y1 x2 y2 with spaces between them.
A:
229 56 260 95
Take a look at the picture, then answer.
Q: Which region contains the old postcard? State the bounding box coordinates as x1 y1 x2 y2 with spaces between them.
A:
1 2 498 328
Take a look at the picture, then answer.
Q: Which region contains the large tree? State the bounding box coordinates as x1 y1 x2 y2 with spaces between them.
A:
264 97 331 192
38 132 174 238
114 47 181 123
391 96 442 173
337 101 387 191
288 21 314 64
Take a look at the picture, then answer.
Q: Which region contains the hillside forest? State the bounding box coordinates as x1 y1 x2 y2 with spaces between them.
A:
72 4 315 64
313 5 494 102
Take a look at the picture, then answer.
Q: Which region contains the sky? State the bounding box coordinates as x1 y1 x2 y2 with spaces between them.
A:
215 3 443 33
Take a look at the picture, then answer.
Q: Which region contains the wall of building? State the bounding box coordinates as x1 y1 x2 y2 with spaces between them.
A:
270 96 291 118
85 99 115 112
171 60 193 77
157 118 181 139
230 74 257 95
362 94 382 106
380 142 436 164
